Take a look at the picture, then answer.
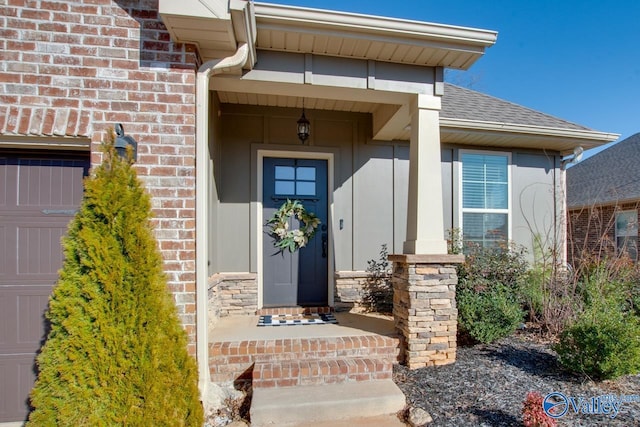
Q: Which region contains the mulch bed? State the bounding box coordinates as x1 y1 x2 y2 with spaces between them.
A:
393 330 640 426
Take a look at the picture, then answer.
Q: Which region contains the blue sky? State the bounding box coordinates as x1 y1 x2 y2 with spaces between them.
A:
260 0 640 159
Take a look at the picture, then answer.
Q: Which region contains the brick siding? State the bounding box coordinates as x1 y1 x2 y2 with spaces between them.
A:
567 201 640 267
1 0 200 353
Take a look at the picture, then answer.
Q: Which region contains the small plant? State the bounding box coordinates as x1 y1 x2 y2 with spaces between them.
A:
447 227 463 255
522 392 556 427
520 234 580 336
362 244 393 314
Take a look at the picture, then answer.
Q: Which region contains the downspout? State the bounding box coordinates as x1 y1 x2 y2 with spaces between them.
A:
195 42 249 397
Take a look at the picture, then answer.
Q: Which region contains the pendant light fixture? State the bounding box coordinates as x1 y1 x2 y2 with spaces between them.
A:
297 100 310 144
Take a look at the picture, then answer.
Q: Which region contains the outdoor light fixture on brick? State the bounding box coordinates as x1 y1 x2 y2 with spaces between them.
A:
115 123 138 161
297 105 310 143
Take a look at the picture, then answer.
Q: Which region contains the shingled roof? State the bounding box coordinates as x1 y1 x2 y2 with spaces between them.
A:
441 83 592 131
567 133 640 208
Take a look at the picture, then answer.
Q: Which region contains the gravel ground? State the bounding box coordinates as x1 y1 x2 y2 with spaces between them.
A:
393 331 640 426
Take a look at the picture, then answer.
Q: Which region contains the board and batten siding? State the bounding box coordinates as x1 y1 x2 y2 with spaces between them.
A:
213 104 561 273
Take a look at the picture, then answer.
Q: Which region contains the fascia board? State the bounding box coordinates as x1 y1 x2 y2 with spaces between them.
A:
440 117 620 143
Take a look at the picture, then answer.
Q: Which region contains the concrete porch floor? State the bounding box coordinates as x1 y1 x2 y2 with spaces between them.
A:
209 311 398 342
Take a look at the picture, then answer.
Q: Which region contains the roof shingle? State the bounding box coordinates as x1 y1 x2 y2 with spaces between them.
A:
567 133 640 208
442 83 592 131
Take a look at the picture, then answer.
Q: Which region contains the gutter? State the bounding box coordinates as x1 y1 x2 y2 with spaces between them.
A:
195 42 249 398
440 117 620 143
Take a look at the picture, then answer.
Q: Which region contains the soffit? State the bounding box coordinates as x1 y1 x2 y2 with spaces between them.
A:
253 2 497 70
216 92 378 114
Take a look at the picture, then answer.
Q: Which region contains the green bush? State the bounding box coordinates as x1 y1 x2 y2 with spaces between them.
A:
554 307 640 380
456 244 526 343
554 263 640 380
28 137 203 426
458 284 524 344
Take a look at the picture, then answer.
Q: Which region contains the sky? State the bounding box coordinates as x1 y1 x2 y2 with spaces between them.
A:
259 0 640 159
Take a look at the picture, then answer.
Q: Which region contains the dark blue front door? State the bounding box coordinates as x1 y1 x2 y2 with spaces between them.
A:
263 158 328 307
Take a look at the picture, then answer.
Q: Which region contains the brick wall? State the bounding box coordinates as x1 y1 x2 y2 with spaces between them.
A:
0 0 200 353
567 201 640 267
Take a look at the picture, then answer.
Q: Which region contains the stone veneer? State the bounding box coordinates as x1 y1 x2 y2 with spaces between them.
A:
208 273 258 323
388 254 464 369
334 271 369 311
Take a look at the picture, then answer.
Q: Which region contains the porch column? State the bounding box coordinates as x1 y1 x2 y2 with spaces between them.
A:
389 254 464 369
403 94 448 255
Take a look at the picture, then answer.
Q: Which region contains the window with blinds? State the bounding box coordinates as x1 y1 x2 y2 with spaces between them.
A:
461 152 510 248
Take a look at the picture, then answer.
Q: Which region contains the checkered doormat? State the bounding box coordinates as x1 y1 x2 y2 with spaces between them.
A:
257 312 338 326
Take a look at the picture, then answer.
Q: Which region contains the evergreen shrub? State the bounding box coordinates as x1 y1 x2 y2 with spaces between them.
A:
28 136 203 426
457 244 526 343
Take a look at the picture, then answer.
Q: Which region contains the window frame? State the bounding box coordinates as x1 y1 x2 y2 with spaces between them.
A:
458 149 512 248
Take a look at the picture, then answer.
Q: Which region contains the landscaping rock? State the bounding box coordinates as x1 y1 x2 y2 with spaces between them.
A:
204 382 245 427
408 407 433 426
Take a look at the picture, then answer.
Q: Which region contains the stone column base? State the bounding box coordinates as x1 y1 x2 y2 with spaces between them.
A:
389 254 464 369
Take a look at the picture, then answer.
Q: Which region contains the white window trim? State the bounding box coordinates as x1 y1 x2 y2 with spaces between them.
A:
457 149 512 246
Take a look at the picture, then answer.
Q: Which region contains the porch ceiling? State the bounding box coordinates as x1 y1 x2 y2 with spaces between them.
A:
216 91 379 114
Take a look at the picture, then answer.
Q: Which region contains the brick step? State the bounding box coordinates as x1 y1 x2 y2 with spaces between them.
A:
256 306 334 315
252 356 394 388
209 335 401 383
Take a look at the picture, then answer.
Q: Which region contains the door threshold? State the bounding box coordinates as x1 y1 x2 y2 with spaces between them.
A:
257 306 334 315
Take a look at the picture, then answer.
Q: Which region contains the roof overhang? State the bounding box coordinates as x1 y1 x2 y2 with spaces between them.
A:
159 0 497 68
253 2 497 69
159 0 257 67
440 118 619 153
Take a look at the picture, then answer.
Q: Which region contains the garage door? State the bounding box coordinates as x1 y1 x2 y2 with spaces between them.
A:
0 152 89 423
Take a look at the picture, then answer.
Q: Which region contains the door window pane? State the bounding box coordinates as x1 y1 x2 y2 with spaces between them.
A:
296 167 315 181
275 181 295 195
275 166 295 180
296 181 315 196
273 164 317 197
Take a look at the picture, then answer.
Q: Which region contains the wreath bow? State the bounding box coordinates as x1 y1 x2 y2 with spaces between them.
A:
267 199 321 253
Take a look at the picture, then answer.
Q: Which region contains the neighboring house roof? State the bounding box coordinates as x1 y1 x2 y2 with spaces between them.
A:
567 132 640 208
441 84 591 131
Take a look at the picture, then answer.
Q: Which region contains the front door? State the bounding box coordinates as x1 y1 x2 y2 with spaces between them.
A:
263 158 328 307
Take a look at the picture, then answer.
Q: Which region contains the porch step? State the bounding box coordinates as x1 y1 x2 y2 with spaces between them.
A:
209 335 401 383
250 380 406 427
252 356 394 388
280 414 408 427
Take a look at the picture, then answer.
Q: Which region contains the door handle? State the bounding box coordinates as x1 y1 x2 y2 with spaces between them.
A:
322 233 328 258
